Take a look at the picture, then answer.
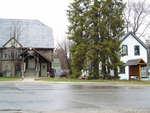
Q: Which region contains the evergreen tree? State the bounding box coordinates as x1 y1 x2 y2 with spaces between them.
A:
67 0 91 78
67 0 125 79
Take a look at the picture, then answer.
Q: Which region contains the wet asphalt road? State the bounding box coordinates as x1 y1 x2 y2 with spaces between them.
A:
0 82 150 113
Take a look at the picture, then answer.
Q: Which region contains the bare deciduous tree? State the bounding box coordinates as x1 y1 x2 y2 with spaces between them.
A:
54 39 73 75
11 21 24 40
124 0 150 37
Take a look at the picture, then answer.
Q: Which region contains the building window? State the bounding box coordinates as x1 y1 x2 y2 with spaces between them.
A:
11 50 14 59
3 49 8 59
122 45 128 55
134 45 140 56
17 49 22 59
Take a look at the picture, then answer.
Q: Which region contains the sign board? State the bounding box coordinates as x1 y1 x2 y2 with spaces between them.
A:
52 59 61 69
52 59 62 77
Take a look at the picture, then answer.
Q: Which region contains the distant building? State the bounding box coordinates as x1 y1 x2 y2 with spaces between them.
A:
0 19 54 78
119 32 148 80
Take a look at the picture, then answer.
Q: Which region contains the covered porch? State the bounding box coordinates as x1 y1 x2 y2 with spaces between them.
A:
21 48 53 78
126 59 147 80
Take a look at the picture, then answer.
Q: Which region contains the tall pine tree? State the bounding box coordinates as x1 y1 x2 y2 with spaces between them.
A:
67 0 125 79
67 0 91 78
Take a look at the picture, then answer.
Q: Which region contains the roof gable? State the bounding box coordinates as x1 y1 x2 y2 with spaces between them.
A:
20 48 51 62
3 37 22 48
122 32 147 49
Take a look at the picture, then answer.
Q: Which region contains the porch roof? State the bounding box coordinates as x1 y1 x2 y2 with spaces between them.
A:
126 59 147 67
21 48 51 63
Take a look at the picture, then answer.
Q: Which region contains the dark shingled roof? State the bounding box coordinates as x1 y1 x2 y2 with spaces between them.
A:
126 59 147 66
21 48 52 62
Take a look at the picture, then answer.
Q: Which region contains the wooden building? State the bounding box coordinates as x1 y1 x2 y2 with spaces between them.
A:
0 19 54 78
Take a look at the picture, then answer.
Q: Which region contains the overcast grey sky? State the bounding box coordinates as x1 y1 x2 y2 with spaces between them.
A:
0 0 72 44
0 0 148 45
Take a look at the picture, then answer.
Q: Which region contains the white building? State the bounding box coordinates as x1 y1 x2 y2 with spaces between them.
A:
119 32 148 80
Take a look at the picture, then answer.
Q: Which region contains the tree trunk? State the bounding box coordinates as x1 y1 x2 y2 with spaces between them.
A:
102 63 107 80
92 58 99 79
114 66 119 79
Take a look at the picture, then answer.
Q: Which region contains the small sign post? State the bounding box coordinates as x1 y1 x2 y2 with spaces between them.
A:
52 59 61 77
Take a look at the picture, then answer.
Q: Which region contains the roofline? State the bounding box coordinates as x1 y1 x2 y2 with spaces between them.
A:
0 18 53 29
0 18 37 21
125 58 147 66
0 47 54 49
122 32 148 49
20 48 52 62
2 37 23 48
23 47 54 49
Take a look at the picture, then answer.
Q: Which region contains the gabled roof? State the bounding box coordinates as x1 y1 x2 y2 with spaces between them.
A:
122 32 147 49
0 18 54 48
3 37 23 48
20 48 51 62
126 59 147 66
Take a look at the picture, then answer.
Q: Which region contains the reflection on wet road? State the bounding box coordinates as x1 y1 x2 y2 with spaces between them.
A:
0 82 150 113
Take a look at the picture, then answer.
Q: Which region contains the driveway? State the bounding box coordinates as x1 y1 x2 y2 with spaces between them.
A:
0 82 150 113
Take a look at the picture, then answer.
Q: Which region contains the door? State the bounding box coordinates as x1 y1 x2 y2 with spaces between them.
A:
28 58 35 69
41 63 47 77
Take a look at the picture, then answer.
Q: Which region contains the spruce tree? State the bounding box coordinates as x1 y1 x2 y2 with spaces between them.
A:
67 0 91 78
67 0 125 79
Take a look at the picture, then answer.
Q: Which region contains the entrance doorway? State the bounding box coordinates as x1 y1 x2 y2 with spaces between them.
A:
28 58 35 70
126 59 147 80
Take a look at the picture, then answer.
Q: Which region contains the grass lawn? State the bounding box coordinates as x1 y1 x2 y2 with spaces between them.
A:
36 78 150 85
108 80 150 85
0 77 22 81
36 78 105 82
1 77 150 85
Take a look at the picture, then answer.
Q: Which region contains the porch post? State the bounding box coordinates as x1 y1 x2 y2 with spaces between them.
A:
139 65 141 81
36 56 40 78
128 66 131 80
21 55 24 79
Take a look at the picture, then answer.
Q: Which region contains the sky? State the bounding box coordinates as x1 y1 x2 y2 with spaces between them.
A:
0 0 72 45
0 0 149 45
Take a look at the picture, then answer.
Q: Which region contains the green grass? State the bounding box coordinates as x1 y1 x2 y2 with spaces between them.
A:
37 78 150 85
36 78 105 82
1 77 150 85
0 77 22 81
108 80 150 85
